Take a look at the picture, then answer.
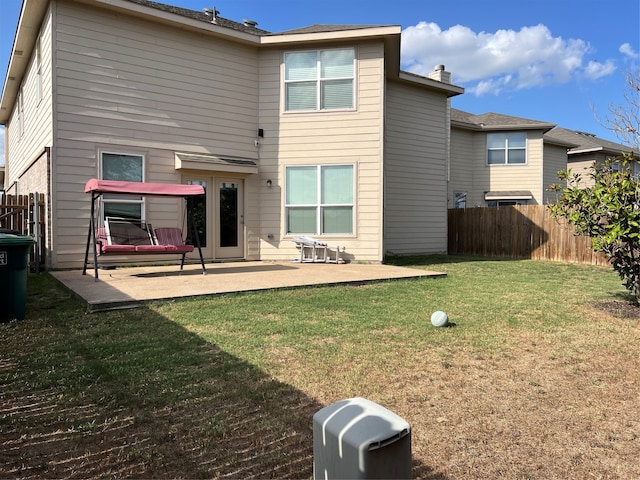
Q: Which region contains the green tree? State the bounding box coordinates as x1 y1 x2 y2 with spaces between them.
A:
550 69 640 302
549 153 640 302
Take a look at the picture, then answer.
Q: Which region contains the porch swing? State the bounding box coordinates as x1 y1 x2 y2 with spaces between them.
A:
82 178 207 280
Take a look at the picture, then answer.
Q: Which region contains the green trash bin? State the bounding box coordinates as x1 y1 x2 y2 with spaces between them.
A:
0 233 35 322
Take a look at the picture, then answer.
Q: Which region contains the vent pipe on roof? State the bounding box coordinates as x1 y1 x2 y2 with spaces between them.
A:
243 19 258 27
203 6 219 24
428 64 451 84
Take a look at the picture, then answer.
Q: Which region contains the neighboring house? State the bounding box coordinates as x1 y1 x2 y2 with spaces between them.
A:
544 128 640 185
448 109 572 208
448 109 640 208
1 0 463 269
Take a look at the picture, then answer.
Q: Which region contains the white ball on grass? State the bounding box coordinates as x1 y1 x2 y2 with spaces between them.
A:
430 310 449 327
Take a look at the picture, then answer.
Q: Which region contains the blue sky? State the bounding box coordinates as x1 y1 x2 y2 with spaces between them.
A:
1 0 639 164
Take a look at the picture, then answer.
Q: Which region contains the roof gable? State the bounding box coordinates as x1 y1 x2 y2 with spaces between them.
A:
451 108 556 131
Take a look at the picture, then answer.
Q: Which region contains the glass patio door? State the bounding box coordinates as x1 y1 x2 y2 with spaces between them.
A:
185 178 213 259
216 179 244 259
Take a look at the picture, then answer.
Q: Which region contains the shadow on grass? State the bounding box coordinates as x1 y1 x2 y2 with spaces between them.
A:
0 274 447 479
386 253 519 267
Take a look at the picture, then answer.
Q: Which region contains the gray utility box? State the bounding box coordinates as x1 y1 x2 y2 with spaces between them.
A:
313 397 412 479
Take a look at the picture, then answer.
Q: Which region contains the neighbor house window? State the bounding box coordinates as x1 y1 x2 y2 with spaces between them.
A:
487 133 526 165
284 48 355 112
454 192 467 209
610 160 620 173
286 164 354 235
100 152 145 221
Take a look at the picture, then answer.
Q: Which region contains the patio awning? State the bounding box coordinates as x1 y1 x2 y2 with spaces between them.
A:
484 190 533 201
174 152 258 174
84 179 205 197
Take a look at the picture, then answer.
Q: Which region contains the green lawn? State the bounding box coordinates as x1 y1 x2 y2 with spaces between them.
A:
2 256 639 479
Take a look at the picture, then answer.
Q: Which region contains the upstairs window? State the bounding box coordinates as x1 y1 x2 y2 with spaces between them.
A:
100 152 145 221
284 48 355 112
286 164 354 235
487 133 526 165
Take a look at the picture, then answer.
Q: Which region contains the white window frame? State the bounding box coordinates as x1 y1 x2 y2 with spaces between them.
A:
283 48 356 112
487 133 527 165
99 151 146 222
285 164 355 236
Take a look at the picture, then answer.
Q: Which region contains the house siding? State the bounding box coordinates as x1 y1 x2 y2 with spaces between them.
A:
51 0 261 268
384 81 448 255
257 41 386 262
5 6 53 192
449 127 476 207
568 152 612 188
542 143 568 203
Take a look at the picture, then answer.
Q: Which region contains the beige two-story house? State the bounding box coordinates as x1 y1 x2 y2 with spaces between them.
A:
448 109 574 208
1 0 463 269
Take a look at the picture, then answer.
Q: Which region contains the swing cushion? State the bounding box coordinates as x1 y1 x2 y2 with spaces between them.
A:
95 226 193 254
154 227 194 253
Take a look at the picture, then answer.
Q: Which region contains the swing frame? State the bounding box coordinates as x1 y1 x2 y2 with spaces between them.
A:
82 179 207 281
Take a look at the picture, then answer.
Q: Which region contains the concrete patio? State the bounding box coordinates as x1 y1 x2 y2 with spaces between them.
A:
51 261 445 311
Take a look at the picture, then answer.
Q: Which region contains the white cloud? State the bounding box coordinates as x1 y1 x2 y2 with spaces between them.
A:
401 22 615 96
584 60 616 80
619 42 639 59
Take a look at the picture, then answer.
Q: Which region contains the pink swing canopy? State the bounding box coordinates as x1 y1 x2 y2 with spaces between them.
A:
84 179 205 197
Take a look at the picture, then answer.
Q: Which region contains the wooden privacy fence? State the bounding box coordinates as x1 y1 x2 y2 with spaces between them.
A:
0 192 46 270
448 205 609 266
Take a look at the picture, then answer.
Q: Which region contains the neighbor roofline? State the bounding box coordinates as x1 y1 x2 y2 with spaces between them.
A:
543 137 579 149
568 147 606 155
569 146 640 156
452 121 557 133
